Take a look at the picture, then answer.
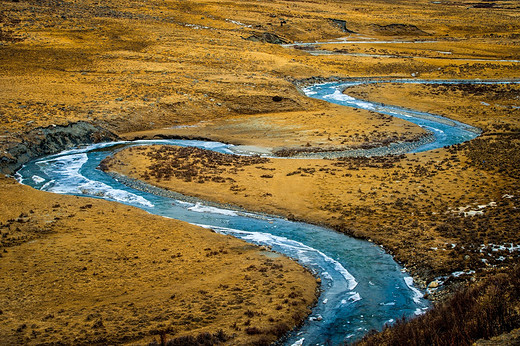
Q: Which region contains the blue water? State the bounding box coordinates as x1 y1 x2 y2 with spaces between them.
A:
17 79 508 345
303 81 483 154
16 139 428 345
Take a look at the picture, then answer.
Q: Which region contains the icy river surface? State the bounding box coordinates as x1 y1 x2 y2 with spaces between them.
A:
17 79 510 345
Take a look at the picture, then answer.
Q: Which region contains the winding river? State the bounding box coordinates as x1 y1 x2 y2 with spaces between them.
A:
15 79 513 345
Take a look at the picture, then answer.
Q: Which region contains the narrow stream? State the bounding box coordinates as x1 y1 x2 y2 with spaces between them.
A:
16 79 512 345
300 80 483 157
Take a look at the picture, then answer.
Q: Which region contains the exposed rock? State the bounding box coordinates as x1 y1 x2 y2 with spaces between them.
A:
428 280 440 288
244 32 290 44
0 122 118 175
328 18 356 34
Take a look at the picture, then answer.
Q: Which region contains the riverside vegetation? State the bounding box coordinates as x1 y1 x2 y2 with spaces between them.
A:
1 0 520 344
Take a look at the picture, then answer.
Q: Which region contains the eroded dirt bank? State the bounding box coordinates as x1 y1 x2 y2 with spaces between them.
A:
0 121 118 175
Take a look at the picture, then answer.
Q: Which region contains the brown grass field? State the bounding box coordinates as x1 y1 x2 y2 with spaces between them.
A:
1 0 520 344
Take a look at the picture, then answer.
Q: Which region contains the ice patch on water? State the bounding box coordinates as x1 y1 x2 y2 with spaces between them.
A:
226 19 252 28
14 169 24 184
380 301 396 306
404 276 424 304
41 179 55 190
349 292 362 303
321 88 376 110
339 292 361 306
33 153 153 207
32 175 46 184
321 271 333 281
327 258 358 289
291 338 305 346
173 200 195 207
196 224 358 290
187 203 239 216
190 140 234 153
452 270 475 278
415 307 428 316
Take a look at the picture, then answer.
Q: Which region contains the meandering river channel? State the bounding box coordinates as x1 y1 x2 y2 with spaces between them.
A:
16 79 515 345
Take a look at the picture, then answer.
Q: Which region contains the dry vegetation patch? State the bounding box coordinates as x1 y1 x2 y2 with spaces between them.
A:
2 0 520 343
103 142 520 288
0 177 317 345
122 105 427 153
358 265 520 346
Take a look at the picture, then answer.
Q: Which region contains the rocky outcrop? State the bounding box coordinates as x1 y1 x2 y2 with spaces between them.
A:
244 32 290 44
328 19 356 34
0 122 118 175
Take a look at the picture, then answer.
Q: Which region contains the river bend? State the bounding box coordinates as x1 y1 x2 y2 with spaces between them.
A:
16 79 512 345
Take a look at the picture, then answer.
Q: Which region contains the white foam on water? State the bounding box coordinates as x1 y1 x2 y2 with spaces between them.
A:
321 89 376 111
404 276 424 304
291 338 305 346
32 175 46 184
34 153 154 208
188 202 238 216
196 224 358 290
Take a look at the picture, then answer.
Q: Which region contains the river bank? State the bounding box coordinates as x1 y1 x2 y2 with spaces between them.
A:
0 174 318 345
101 78 519 292
16 141 431 345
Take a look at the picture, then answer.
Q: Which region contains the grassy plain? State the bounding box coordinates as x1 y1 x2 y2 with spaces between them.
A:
1 0 520 344
0 176 317 345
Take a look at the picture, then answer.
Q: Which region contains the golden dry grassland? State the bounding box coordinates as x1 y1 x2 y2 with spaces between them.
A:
1 0 520 344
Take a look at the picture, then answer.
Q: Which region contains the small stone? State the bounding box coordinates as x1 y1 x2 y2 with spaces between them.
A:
428 280 440 288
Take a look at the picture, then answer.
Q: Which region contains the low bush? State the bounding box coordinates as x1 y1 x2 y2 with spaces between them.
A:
357 266 520 346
